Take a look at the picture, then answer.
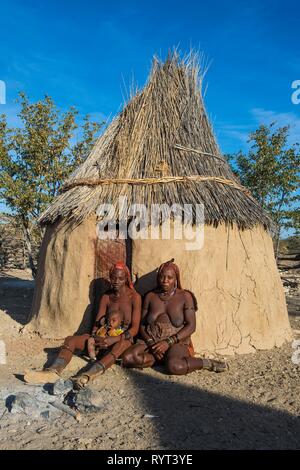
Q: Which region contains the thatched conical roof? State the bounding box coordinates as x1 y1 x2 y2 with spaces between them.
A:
39 53 272 230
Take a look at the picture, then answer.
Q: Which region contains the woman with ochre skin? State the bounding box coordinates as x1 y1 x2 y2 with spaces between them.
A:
24 262 141 388
122 260 228 374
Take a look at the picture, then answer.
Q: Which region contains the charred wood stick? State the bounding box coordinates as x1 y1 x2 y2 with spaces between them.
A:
49 400 82 422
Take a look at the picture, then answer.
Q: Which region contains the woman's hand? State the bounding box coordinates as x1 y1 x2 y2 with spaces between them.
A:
94 336 107 349
151 340 169 359
94 336 117 349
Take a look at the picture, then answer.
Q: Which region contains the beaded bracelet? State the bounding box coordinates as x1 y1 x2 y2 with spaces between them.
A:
166 336 175 346
124 330 134 343
166 334 180 346
173 333 179 343
146 338 154 346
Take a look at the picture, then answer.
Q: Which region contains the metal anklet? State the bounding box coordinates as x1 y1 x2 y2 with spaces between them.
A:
60 344 73 353
105 351 118 362
183 356 190 374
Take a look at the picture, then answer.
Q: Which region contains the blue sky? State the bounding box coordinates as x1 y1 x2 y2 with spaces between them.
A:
0 0 299 229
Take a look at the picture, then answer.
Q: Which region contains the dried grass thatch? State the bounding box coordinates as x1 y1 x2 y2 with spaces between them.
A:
39 52 272 230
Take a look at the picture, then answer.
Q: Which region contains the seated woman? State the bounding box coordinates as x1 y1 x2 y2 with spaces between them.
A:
122 260 227 375
24 262 141 388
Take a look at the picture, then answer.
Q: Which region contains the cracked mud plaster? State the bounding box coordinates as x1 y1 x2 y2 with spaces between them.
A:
132 223 292 355
31 218 292 356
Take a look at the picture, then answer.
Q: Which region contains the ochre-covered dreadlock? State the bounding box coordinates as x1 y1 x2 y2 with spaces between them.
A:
157 259 198 311
109 262 134 289
157 258 182 289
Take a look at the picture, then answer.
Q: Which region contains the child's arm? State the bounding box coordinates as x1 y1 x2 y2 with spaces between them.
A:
87 336 97 360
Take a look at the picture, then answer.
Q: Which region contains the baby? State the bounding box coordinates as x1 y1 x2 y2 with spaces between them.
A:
87 311 126 361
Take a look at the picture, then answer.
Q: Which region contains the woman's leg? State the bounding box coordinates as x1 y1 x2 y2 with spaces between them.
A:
165 344 195 375
23 334 90 384
122 343 156 369
165 344 228 375
98 337 134 370
72 337 134 389
52 334 90 370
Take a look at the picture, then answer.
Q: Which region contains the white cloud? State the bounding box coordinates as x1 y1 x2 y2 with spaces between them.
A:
216 107 300 154
216 123 251 144
251 108 300 145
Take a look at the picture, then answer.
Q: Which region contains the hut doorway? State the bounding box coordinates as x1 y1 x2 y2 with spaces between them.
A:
95 237 133 279
93 235 132 313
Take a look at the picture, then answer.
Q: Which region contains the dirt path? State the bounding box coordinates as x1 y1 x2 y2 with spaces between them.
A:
0 269 299 450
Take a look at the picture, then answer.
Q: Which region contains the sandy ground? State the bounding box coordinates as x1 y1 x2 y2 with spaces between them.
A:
0 269 299 450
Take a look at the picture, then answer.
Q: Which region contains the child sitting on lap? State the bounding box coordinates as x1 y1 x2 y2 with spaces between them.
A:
87 311 126 361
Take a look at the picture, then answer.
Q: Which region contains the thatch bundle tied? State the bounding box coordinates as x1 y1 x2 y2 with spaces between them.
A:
39 54 272 230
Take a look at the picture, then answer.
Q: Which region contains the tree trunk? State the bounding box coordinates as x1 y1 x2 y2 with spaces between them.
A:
274 192 286 262
274 225 281 261
21 216 37 278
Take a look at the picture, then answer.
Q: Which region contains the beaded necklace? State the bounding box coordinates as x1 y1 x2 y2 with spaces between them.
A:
158 287 177 303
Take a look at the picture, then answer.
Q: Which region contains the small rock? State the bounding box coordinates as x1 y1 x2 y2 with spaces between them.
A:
7 392 61 421
8 393 44 419
70 388 108 413
52 379 73 396
36 426 47 433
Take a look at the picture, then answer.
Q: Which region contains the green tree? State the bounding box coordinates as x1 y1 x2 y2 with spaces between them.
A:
227 123 300 258
0 93 102 276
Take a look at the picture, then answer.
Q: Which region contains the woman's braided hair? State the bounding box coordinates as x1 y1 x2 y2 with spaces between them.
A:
109 261 134 289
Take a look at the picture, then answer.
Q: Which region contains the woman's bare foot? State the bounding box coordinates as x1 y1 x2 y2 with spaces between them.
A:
23 369 60 384
72 362 105 390
202 358 229 373
71 374 90 390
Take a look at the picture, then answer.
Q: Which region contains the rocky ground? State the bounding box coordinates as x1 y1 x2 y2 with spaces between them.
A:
0 266 299 450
